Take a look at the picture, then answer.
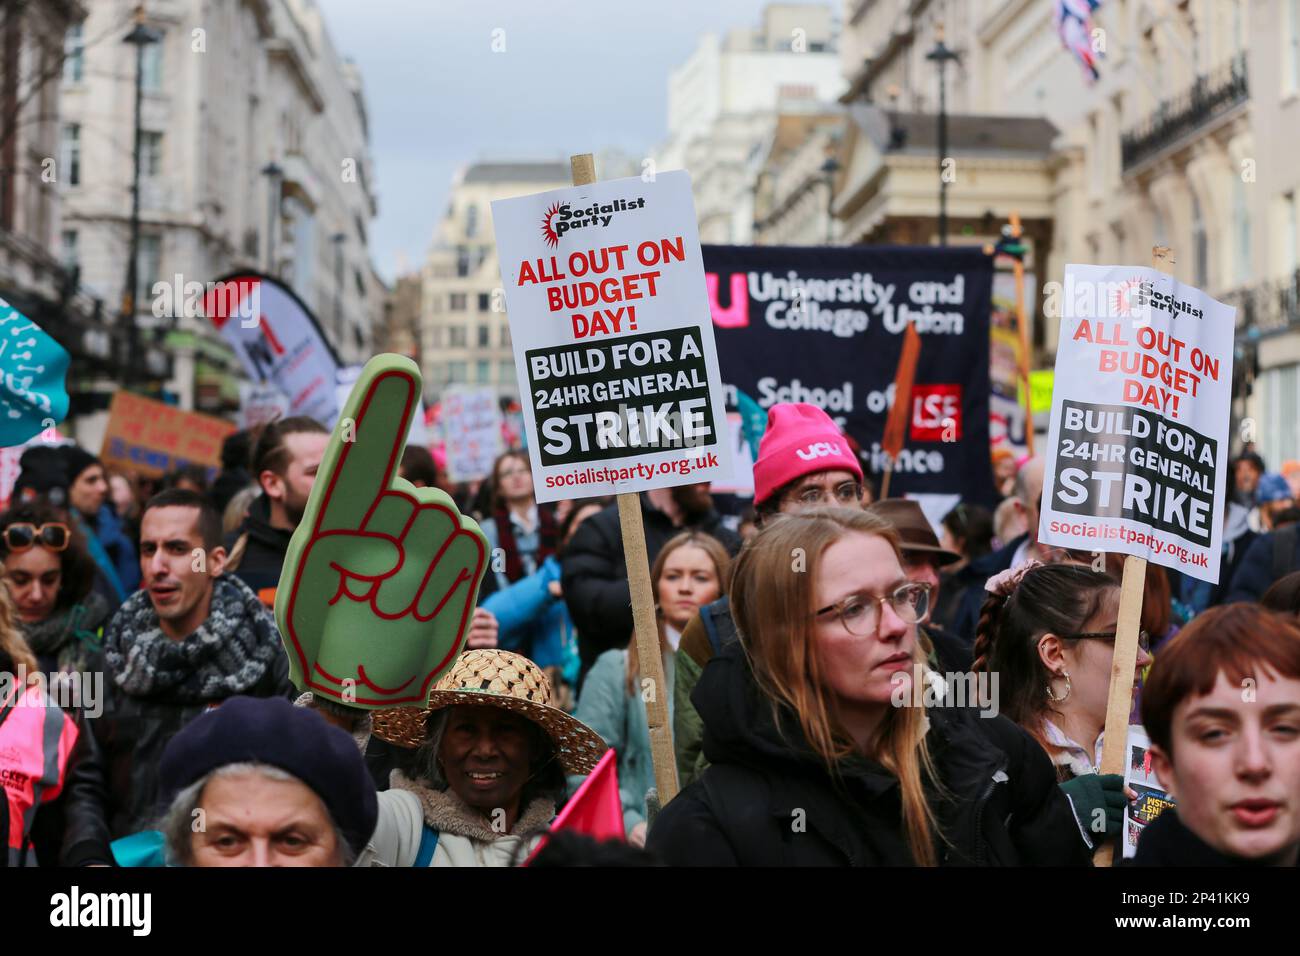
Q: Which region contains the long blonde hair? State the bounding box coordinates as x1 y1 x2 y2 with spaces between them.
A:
729 507 940 866
0 570 38 683
625 531 732 697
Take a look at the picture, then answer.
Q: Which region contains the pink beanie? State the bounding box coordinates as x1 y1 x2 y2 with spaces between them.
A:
753 403 862 506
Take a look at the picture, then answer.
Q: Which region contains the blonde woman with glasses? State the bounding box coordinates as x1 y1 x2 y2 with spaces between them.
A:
648 508 1087 866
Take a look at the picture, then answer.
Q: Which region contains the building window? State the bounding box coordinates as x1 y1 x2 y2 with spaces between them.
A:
63 24 84 83
1191 194 1208 287
477 292 491 312
61 230 78 271
1153 207 1168 247
1290 0 1300 92
141 34 164 92
283 195 316 309
60 124 80 185
1234 176 1252 284
477 324 490 347
1260 364 1300 464
141 131 163 177
1286 192 1298 276
456 245 471 277
498 359 515 383
429 326 442 348
499 325 511 347
449 326 467 348
466 204 479 239
476 360 490 384
448 361 467 384
449 293 467 311
137 234 162 310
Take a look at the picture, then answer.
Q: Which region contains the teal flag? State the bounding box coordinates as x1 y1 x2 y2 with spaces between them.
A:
0 298 71 446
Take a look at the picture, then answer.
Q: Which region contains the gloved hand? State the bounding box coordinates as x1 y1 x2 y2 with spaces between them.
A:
1059 773 1128 845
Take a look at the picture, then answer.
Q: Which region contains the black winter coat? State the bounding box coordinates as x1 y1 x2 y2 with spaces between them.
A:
560 495 741 678
949 533 1028 647
59 644 292 866
648 640 1090 866
226 494 294 596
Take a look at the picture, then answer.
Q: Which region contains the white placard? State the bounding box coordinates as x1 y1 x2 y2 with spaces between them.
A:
442 386 502 483
490 171 733 503
1039 265 1234 584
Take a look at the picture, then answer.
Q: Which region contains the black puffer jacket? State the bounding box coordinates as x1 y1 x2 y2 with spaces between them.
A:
560 495 741 678
226 494 294 596
648 640 1090 866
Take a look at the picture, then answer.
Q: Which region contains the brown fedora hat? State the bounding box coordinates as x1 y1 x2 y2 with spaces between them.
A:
867 499 962 566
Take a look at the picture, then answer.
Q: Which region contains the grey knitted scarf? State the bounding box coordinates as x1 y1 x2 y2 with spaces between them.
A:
103 575 281 701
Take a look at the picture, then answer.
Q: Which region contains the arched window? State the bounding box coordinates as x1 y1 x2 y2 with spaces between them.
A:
1192 193 1208 287
1233 176 1252 284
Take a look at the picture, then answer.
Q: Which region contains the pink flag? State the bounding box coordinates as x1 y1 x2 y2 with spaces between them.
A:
524 749 623 865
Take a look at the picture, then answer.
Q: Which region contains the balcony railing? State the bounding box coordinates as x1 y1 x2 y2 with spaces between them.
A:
1121 52 1248 172
1222 269 1300 339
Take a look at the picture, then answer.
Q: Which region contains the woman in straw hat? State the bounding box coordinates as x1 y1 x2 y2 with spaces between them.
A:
648 509 1088 866
360 649 606 867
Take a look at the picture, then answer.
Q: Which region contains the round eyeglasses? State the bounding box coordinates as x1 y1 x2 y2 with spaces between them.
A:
813 581 932 636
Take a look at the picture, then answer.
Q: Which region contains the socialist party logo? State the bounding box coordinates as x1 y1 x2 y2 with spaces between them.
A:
541 196 647 247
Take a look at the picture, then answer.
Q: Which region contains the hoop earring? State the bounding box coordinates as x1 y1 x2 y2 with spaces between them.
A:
1045 670 1072 703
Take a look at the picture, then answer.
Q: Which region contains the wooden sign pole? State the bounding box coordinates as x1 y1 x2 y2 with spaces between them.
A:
1093 244 1174 866
570 153 680 808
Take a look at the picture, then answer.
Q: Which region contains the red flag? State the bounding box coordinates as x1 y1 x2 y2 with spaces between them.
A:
523 749 623 865
881 322 922 461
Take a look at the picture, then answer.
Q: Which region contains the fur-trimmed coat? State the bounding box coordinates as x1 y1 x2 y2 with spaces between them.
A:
356 772 554 867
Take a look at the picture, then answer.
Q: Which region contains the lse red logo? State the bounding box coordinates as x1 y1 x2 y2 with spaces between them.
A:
911 384 962 441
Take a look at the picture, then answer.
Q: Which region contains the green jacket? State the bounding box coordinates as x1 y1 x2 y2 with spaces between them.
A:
573 647 674 834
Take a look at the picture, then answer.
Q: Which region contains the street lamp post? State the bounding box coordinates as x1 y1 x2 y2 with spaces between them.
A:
261 161 283 274
121 6 160 385
332 232 347 349
925 25 961 247
820 156 841 245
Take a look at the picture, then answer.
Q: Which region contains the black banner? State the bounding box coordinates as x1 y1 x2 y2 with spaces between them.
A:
1049 399 1216 547
703 245 996 503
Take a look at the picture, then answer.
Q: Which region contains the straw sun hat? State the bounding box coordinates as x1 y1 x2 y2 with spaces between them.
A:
371 649 608 775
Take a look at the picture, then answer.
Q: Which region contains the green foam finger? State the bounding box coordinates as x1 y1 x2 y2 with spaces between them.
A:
371 504 457 618
364 491 417 542
415 523 485 621
316 357 418 534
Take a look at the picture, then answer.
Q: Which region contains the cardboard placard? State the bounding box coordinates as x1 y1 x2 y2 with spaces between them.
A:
1039 264 1234 583
491 171 732 502
100 392 236 478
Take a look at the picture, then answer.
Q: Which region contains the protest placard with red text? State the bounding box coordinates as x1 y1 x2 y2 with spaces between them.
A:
1039 264 1235 584
491 172 732 502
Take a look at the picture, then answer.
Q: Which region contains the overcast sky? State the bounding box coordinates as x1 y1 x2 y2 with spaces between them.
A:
315 0 783 283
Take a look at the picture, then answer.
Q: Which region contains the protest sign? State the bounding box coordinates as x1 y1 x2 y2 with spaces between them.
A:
1122 725 1177 859
1038 261 1234 584
703 244 997 506
275 354 488 709
238 381 291 430
100 392 236 479
443 386 503 482
336 365 429 449
490 168 732 504
202 272 341 425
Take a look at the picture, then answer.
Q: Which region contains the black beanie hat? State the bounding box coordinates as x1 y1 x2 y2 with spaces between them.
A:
13 446 70 508
56 444 100 484
159 696 379 859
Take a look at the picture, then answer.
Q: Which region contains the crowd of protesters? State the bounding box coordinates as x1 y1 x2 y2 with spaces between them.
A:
1 406 1297 869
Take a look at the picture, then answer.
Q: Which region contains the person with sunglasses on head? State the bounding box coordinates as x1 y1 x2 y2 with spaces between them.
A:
648 509 1088 866
971 562 1151 854
673 403 866 786
0 502 111 697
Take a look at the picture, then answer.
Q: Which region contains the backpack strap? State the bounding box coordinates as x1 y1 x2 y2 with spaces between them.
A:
414 824 440 867
1272 525 1298 581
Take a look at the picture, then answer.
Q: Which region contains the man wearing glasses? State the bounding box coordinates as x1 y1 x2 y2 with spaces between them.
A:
675 403 867 785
